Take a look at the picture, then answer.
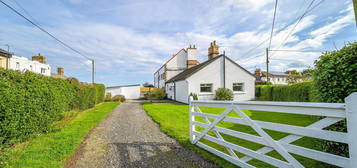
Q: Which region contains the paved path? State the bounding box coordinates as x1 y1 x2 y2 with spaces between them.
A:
66 100 218 168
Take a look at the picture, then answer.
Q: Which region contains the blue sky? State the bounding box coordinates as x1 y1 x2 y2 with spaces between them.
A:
0 0 355 86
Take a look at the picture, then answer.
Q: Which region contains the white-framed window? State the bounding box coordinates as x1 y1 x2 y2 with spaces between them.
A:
200 83 212 92
16 62 20 69
41 68 46 74
233 83 244 92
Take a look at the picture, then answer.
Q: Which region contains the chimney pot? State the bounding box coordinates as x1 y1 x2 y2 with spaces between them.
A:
208 40 219 60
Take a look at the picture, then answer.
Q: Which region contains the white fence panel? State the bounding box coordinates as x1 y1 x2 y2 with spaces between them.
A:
189 92 357 168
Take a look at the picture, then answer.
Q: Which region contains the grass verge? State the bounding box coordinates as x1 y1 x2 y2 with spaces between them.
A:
143 103 332 168
1 102 119 168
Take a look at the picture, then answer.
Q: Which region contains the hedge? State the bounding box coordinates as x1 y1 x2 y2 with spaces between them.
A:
255 81 315 102
0 68 105 150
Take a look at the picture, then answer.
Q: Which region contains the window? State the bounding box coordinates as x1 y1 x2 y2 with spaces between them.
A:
200 83 212 92
16 62 20 69
41 68 46 74
30 65 33 70
233 83 244 92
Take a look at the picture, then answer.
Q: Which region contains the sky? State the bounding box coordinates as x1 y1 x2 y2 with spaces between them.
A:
0 0 355 86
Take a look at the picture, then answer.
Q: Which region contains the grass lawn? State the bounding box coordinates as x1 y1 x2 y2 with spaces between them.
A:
143 103 333 168
0 102 119 168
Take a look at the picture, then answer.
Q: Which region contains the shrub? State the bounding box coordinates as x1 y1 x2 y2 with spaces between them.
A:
0 69 105 150
214 88 233 101
105 92 112 101
144 88 166 100
313 42 357 157
95 84 105 103
112 95 126 102
255 81 315 102
189 93 198 100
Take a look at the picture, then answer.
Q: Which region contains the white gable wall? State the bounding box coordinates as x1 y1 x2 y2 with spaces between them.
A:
175 80 189 103
9 55 51 76
225 59 255 101
186 57 223 102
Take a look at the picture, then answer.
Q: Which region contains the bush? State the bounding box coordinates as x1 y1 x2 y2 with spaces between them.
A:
105 92 112 102
214 88 233 101
144 88 166 100
0 69 105 150
189 93 198 100
313 42 357 157
95 84 105 103
255 81 315 102
112 95 126 102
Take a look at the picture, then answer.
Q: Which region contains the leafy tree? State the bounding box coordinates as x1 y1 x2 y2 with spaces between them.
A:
287 70 301 84
313 42 357 157
143 82 154 87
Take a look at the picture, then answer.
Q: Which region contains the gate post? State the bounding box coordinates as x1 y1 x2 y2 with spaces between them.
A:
346 92 357 168
189 96 195 144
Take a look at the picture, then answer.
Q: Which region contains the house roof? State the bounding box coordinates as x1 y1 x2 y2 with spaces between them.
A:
166 55 254 83
106 84 140 89
0 48 12 57
261 71 288 77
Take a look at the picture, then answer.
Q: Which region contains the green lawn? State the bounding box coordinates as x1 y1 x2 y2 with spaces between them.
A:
0 102 119 168
143 103 332 168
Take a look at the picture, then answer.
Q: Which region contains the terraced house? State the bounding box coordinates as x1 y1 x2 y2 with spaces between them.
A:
154 41 255 103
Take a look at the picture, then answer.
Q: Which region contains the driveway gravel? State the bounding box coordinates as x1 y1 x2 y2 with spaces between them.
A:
65 100 218 168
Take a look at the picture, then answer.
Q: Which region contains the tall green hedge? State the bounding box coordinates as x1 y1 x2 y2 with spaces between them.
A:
0 69 105 150
255 81 315 102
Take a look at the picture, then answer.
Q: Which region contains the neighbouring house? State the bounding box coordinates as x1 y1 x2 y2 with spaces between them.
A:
161 41 255 104
106 84 141 99
254 68 289 85
51 67 67 79
8 53 51 76
0 48 11 69
154 45 199 88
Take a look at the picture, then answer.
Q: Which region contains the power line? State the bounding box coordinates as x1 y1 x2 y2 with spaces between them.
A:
236 0 324 61
0 0 92 61
269 49 325 52
268 0 278 50
11 0 40 25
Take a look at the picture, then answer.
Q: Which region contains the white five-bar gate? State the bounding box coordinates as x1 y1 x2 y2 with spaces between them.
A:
189 93 357 168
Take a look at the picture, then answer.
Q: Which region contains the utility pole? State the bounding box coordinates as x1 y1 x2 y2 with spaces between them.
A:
353 0 357 25
92 59 95 84
266 48 270 83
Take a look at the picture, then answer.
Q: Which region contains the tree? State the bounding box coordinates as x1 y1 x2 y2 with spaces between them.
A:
301 68 314 81
142 82 154 87
286 70 302 84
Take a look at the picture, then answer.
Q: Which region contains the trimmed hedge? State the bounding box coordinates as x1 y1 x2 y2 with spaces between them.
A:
255 81 315 102
0 69 105 150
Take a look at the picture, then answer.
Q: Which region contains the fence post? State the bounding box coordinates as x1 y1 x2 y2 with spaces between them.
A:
346 92 357 168
189 96 195 144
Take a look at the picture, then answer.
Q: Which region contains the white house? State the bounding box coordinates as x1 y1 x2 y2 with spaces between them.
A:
9 53 51 76
106 84 141 99
254 68 289 85
162 41 255 104
154 45 199 88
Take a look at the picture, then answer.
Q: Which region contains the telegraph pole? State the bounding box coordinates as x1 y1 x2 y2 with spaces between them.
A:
353 0 357 25
92 59 95 84
266 48 270 82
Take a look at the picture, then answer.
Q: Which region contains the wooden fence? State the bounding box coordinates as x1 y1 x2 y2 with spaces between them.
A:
189 92 357 168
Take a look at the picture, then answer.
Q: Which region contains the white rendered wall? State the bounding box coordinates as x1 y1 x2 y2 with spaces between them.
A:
166 82 175 99
225 58 255 101
187 48 197 61
175 80 189 103
9 56 51 76
261 76 288 85
106 85 140 99
187 57 223 101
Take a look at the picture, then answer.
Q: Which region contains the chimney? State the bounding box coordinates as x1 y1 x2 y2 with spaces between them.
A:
208 40 219 59
32 53 46 64
57 67 64 76
255 68 261 77
187 44 199 68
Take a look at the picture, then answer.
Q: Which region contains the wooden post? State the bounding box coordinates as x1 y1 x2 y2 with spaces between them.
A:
346 92 357 168
189 96 195 143
266 48 270 82
92 60 94 84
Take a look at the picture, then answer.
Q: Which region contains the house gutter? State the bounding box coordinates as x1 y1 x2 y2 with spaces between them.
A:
223 54 226 88
174 82 176 101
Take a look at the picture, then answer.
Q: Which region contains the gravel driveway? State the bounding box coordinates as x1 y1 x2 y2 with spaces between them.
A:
65 100 218 168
